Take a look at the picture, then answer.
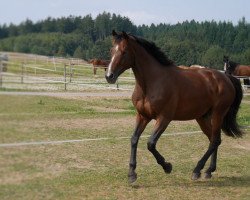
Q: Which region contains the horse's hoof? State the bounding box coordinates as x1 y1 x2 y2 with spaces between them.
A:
163 162 172 174
128 173 137 184
191 172 201 180
204 172 212 179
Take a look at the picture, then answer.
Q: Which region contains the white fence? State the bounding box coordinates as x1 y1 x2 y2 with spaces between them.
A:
0 52 249 92
0 56 135 91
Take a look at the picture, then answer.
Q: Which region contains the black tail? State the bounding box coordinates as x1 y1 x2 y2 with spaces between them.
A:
222 75 244 138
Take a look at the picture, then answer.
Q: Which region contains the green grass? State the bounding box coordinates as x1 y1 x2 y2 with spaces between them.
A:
0 95 249 200
243 95 250 101
238 103 250 126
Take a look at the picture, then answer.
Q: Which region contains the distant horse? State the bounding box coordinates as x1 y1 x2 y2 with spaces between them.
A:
88 59 109 75
178 65 206 70
190 65 206 69
106 31 243 183
224 56 250 85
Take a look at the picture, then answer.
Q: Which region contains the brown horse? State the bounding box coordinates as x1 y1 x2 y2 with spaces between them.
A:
224 56 250 85
88 59 110 75
106 31 243 183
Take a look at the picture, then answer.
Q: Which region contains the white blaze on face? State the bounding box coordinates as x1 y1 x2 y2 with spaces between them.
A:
224 63 227 71
107 45 119 76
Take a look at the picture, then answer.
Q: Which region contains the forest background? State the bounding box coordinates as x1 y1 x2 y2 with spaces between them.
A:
0 12 249 69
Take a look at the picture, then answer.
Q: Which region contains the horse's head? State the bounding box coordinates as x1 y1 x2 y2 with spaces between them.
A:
223 56 237 74
105 30 135 84
223 56 229 63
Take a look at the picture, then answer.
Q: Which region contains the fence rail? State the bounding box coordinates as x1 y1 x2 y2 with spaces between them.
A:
0 53 249 92
0 58 135 92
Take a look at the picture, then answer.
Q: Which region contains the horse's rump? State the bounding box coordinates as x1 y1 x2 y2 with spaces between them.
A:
234 65 250 76
172 68 234 120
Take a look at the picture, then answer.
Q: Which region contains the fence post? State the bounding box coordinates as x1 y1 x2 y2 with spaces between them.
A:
69 63 72 83
116 79 119 90
53 56 56 71
64 64 67 90
0 61 2 88
129 68 132 77
21 63 24 84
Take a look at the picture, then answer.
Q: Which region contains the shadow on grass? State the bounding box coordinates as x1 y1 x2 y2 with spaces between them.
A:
191 175 250 187
130 175 250 189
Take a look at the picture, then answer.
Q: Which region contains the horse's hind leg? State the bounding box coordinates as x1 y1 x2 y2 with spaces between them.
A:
147 119 172 174
205 147 219 179
204 112 223 179
193 115 222 180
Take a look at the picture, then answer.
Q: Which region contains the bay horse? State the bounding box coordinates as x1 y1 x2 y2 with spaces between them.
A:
88 59 110 75
224 56 250 85
106 31 243 183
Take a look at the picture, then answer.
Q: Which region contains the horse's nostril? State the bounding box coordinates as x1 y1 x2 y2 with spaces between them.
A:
105 73 116 84
109 73 114 79
106 73 114 80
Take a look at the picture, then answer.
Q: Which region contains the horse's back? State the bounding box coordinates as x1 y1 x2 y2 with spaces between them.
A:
133 67 235 121
95 59 109 66
235 65 250 76
172 68 235 120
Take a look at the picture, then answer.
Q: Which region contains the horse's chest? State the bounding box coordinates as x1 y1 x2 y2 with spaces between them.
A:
133 97 158 119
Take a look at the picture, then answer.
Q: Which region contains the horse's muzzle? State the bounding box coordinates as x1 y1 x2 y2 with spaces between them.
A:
105 73 117 84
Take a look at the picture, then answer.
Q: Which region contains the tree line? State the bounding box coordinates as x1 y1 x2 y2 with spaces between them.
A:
0 12 249 69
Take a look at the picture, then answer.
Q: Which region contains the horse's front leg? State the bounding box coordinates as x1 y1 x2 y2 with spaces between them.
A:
128 114 149 183
147 119 172 174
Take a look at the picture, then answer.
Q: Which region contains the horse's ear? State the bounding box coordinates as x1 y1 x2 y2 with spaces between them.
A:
223 55 229 62
112 30 117 36
122 31 129 40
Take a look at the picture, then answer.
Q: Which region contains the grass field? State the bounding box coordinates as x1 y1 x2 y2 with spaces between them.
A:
0 94 249 200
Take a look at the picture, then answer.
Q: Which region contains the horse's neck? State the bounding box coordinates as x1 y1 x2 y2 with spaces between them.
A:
132 45 171 94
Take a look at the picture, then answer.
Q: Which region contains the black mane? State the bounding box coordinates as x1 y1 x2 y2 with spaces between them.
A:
129 34 174 66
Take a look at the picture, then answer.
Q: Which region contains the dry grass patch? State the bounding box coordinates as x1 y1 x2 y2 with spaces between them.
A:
0 95 249 200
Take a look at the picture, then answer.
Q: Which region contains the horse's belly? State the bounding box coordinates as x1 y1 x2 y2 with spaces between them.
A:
173 99 211 120
173 108 209 120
